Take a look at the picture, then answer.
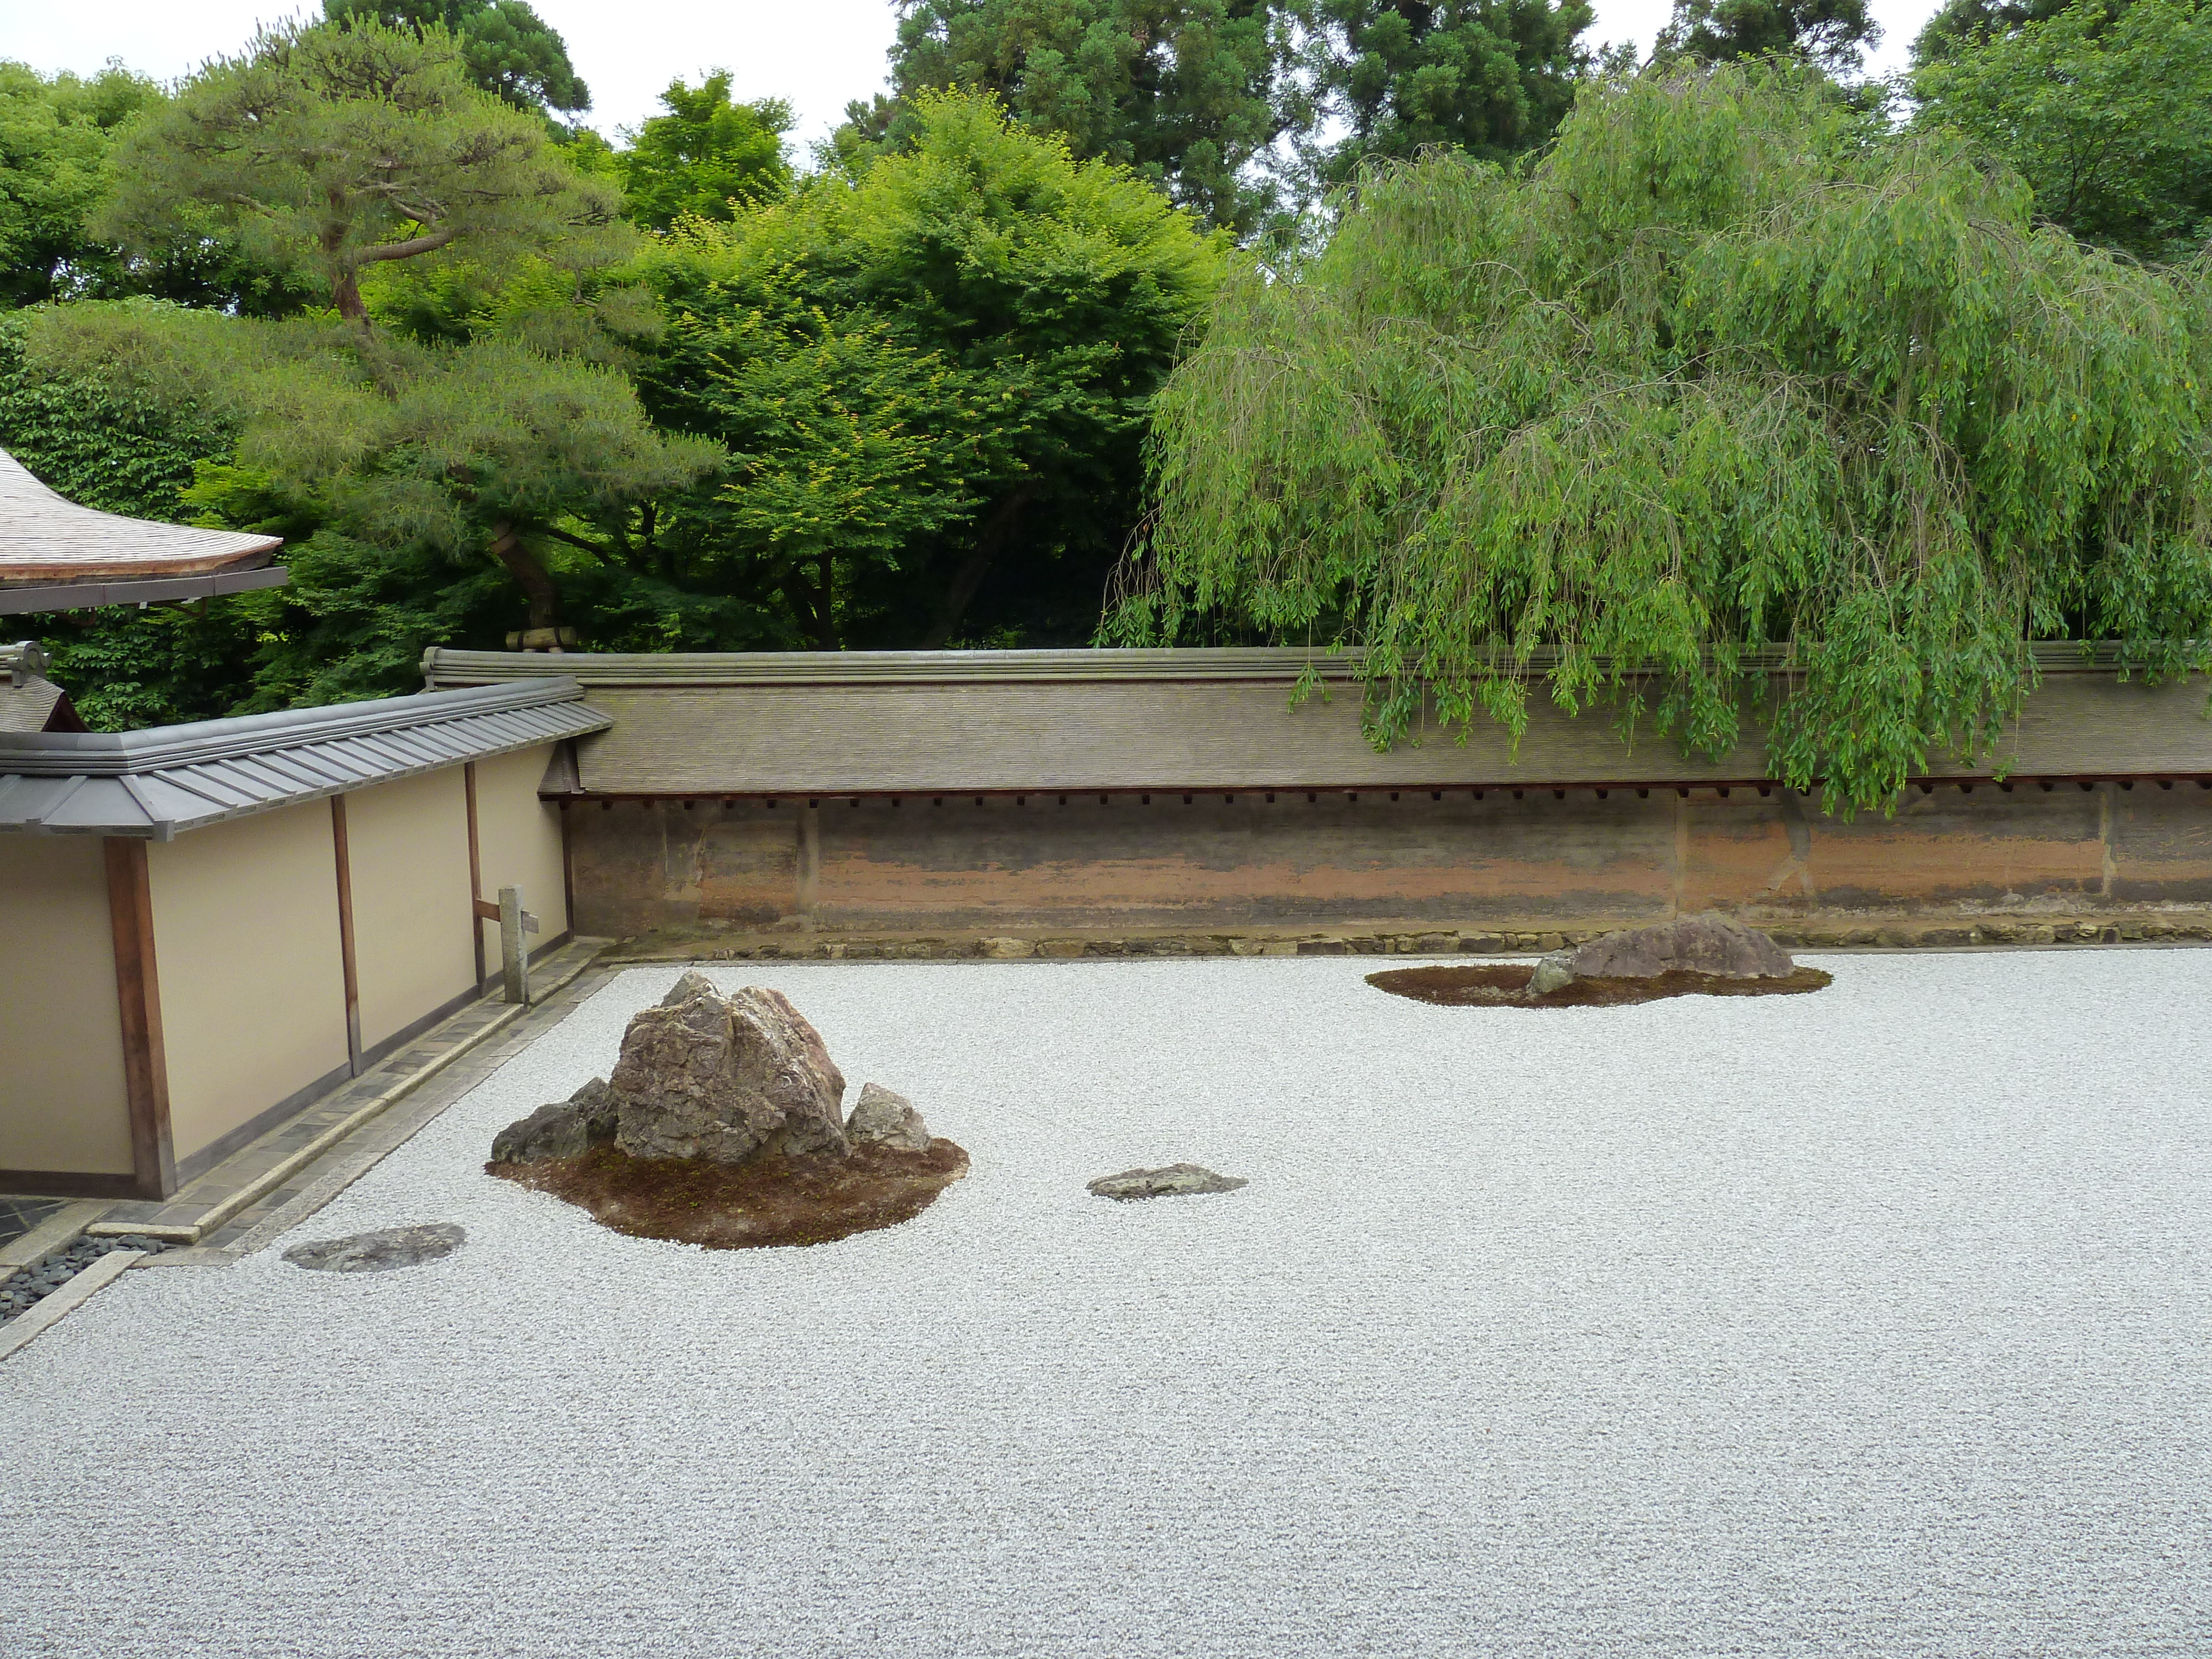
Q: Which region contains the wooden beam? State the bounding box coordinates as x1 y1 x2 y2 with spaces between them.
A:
102 837 174 1200
331 795 362 1076
465 759 486 989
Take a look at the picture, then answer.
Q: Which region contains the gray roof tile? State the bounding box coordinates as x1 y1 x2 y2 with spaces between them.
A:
0 679 609 839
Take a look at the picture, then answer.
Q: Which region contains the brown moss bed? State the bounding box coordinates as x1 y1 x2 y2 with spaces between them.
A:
488 1139 971 1249
1367 963 1834 1008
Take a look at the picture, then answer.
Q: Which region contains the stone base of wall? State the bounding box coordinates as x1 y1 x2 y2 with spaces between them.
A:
601 910 2212 964
565 781 2212 950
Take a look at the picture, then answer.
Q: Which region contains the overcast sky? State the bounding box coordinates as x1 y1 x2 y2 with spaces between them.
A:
3 0 1944 148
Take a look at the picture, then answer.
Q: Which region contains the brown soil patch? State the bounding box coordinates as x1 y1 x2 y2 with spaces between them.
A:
487 1139 971 1249
1366 963 1833 1008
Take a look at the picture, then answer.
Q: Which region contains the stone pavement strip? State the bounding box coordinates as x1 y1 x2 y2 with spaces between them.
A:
85 937 611 1247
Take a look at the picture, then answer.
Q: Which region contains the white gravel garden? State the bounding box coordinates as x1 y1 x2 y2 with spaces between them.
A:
5 951 2208 1657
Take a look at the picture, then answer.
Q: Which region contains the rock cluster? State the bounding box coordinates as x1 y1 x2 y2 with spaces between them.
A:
1529 911 1795 996
493 973 942 1170
489 1078 620 1165
488 972 965 1249
846 1083 933 1152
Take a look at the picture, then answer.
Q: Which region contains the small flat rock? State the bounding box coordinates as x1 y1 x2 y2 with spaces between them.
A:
283 1223 467 1274
1087 1164 1248 1201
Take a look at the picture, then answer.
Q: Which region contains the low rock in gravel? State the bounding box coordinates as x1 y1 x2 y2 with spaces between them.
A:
1530 911 1795 995
283 1223 467 1274
489 1078 619 1165
846 1083 932 1152
1087 1164 1248 1201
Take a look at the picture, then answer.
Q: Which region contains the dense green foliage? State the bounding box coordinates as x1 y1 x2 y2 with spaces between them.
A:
859 0 1297 231
95 18 626 322
0 316 270 727
0 62 149 307
1294 0 1595 189
9 1 2211 768
13 299 715 703
1911 0 2212 262
324 0 591 114
0 61 319 313
618 75 795 230
1913 0 2085 59
1117 67 2212 811
640 93 1230 649
1656 0 1880 74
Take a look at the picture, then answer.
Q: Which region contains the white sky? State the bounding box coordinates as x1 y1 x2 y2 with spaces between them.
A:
2 0 1941 148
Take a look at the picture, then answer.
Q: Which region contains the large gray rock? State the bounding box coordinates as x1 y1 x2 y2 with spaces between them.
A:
846 1083 932 1152
1531 912 1794 994
490 1078 619 1164
1087 1164 1248 1201
611 979 849 1164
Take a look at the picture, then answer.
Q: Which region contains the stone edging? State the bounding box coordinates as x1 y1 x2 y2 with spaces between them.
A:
84 945 609 1247
223 963 619 1260
0 956 618 1364
0 1250 141 1365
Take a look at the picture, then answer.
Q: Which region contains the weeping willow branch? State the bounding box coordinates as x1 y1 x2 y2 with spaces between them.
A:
1113 64 2212 813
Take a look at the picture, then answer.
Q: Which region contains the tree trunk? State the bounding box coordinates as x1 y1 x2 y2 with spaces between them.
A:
921 483 1036 650
780 555 836 652
487 522 560 630
332 268 367 323
811 551 837 650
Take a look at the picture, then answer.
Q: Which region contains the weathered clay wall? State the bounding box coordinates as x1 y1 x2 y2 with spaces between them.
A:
564 780 2212 947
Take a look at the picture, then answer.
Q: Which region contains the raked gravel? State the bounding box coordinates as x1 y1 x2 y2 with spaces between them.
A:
3 952 2208 1657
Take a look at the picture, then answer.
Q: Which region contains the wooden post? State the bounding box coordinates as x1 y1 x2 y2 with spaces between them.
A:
103 837 174 1199
331 795 362 1076
497 885 539 1005
464 760 486 989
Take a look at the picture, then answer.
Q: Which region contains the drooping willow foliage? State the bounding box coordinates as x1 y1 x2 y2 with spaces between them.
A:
1109 65 2212 812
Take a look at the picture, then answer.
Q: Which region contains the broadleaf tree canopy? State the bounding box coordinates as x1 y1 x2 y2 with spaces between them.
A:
618 74 795 229
1113 66 2212 812
1910 0 2212 262
639 91 1230 650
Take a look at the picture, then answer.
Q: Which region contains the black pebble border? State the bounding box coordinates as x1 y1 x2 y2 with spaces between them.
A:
0 1234 171 1323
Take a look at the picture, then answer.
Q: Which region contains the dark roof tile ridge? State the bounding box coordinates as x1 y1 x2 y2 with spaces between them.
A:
0 678 598 777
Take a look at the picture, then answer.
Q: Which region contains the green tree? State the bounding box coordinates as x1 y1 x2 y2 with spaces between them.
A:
860 0 1297 233
19 299 717 692
1913 0 2080 61
1115 65 2212 812
0 61 317 313
618 74 795 230
0 314 269 729
1911 0 2212 261
639 91 1229 649
324 0 591 114
1293 0 1597 190
1655 0 1879 74
95 17 625 323
0 61 149 307
49 18 710 692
